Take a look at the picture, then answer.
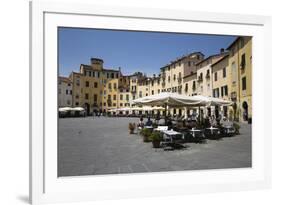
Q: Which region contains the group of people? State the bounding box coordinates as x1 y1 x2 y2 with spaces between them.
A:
137 113 233 130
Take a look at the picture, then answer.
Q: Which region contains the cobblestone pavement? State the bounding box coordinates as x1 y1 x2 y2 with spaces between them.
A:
58 117 251 177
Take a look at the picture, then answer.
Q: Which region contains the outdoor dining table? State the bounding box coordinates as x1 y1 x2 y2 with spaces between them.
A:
205 126 219 135
189 128 204 138
144 126 154 130
223 125 235 134
162 130 184 141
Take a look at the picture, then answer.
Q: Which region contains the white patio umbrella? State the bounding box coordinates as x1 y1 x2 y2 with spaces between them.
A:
58 107 72 112
132 92 202 124
188 95 233 123
132 92 202 107
72 107 85 111
191 95 233 106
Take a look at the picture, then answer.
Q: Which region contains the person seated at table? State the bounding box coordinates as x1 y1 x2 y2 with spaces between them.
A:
220 116 233 127
209 115 217 127
145 117 153 126
155 112 160 125
138 116 144 128
166 119 173 130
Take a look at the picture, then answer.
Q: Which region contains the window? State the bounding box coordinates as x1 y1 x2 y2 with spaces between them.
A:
76 79 80 86
158 89 160 93
223 67 226 78
97 72 100 78
185 84 188 92
242 77 247 90
113 83 117 89
152 90 154 95
168 76 170 82
139 91 142 98
111 73 114 78
214 72 218 81
126 94 129 101
93 72 95 77
192 81 196 90
108 83 112 89
70 90 72 95
113 95 116 100
232 62 237 83
85 81 89 87
120 94 123 100
120 103 123 107
173 74 176 81
116 73 119 78
188 61 191 66
85 93 89 99
94 82 98 88
213 88 220 98
89 71 91 77
75 102 79 106
93 94 97 102
240 53 246 69
225 85 228 96
107 73 109 78
221 87 224 97
66 90 68 95
75 95 79 99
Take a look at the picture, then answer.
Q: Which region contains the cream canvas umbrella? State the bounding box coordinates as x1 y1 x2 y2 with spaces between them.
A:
72 107 85 111
58 107 72 112
132 92 202 124
191 95 233 106
132 92 202 107
189 95 233 123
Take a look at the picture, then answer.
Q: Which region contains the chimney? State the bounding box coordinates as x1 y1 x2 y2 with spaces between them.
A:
220 48 225 53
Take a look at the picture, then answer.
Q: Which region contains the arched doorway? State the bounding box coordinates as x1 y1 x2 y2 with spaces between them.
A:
242 101 248 121
84 103 90 116
232 102 237 121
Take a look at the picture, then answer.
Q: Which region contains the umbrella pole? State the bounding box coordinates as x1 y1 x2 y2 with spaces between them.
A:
164 103 167 125
199 106 201 125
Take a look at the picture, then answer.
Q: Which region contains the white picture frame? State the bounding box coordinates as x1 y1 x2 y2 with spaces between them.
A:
30 1 272 204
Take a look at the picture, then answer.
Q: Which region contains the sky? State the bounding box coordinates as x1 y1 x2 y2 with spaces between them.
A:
58 27 237 77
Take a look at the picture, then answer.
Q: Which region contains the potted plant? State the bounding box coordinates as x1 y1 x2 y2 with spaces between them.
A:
149 131 163 148
128 123 136 134
140 128 152 142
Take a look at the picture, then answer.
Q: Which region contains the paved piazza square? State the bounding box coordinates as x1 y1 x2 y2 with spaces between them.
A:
58 117 251 177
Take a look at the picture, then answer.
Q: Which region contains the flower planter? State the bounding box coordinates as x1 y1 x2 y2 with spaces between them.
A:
152 140 161 148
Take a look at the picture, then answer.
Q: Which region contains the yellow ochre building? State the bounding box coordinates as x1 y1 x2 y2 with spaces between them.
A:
59 37 252 122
